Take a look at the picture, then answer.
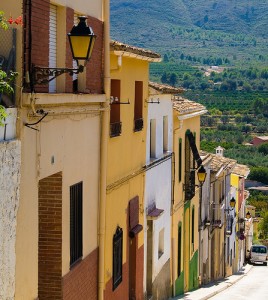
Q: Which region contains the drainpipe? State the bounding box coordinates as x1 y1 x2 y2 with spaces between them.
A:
98 0 110 299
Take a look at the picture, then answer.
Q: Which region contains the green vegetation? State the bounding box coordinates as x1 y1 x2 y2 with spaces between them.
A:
111 0 268 238
0 11 17 125
111 0 268 68
247 190 268 240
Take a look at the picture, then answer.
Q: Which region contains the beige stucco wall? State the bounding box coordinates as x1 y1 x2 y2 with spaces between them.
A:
55 0 102 19
0 140 21 300
15 94 104 299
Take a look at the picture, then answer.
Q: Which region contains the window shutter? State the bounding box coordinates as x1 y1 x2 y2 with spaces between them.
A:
49 4 57 93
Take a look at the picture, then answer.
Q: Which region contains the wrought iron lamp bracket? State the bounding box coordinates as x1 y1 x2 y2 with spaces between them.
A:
32 64 84 85
145 98 160 104
110 97 130 105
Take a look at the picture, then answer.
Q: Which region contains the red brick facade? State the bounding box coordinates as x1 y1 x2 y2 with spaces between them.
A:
38 172 63 300
23 0 104 93
104 197 144 300
63 248 98 300
104 245 144 300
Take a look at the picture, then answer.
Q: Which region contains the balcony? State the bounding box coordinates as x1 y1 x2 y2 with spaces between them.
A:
211 219 222 228
0 28 17 108
134 118 143 132
110 121 122 137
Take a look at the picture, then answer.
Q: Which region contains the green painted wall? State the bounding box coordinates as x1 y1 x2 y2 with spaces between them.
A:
175 271 184 296
189 250 199 291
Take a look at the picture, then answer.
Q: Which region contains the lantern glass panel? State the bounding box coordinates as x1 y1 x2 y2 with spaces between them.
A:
69 35 92 60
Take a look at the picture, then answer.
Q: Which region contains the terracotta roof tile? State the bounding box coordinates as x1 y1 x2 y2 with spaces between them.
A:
232 164 250 178
149 81 185 94
201 151 236 173
110 40 161 60
173 96 206 114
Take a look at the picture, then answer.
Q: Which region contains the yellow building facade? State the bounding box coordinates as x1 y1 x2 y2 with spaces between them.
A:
102 41 161 300
172 97 207 296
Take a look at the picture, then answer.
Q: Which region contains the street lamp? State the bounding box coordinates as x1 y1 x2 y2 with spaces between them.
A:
224 197 236 214
68 16 96 63
197 165 207 185
246 211 251 219
32 16 96 86
229 197 236 208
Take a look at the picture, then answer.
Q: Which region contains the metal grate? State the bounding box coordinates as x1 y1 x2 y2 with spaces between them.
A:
110 121 122 137
113 226 123 290
0 28 16 107
134 117 143 132
70 181 83 267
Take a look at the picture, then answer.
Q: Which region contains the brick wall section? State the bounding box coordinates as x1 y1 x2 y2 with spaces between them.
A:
23 1 103 93
38 172 62 300
135 245 144 300
65 10 104 93
104 262 129 300
31 0 50 93
85 16 104 94
63 247 98 300
104 245 144 300
65 7 74 93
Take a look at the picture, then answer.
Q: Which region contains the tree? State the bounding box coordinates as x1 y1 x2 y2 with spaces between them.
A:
163 54 169 63
169 73 178 86
249 167 268 185
161 72 168 84
258 211 268 239
258 144 268 156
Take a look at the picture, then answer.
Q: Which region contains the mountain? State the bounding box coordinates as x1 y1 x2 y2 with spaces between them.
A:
110 0 268 66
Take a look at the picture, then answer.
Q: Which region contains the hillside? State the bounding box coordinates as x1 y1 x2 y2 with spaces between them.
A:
110 0 268 66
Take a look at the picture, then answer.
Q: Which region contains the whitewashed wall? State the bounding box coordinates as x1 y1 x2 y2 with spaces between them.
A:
144 94 173 291
0 140 21 300
146 94 173 163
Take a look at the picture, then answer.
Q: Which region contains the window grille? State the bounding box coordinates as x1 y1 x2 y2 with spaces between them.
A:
70 181 83 266
110 121 122 137
134 117 143 132
113 226 123 290
134 81 143 132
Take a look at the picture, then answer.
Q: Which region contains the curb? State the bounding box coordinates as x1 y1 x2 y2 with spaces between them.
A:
199 265 253 300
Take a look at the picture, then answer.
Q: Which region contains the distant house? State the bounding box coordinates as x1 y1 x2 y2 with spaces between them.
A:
251 136 268 146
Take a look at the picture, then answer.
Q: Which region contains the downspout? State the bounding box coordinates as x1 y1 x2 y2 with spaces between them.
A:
171 151 176 297
98 0 110 299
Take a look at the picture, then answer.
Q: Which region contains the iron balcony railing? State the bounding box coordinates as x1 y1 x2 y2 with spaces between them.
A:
134 118 143 132
110 121 122 137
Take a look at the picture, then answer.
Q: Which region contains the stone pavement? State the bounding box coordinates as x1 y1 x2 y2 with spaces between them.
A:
170 264 253 300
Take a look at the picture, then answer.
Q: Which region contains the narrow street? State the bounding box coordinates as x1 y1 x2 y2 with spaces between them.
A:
209 265 268 299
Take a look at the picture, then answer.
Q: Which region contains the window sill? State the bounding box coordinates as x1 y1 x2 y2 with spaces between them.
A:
70 256 82 270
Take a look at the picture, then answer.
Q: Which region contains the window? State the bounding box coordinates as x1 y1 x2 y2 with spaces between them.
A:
70 181 83 266
113 226 123 290
177 224 182 276
110 79 121 137
72 13 79 92
49 4 57 93
163 116 168 152
158 228 164 259
178 138 182 182
134 81 143 132
185 131 195 201
150 119 156 158
191 207 195 252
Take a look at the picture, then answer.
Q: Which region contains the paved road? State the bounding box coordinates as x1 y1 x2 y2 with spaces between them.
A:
209 264 268 299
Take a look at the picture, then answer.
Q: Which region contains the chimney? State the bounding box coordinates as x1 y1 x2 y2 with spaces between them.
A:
216 146 224 157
